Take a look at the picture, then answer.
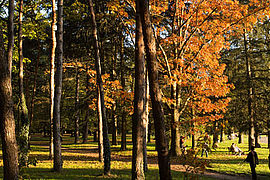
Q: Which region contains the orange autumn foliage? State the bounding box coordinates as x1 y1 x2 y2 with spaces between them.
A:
86 67 133 115
107 0 270 125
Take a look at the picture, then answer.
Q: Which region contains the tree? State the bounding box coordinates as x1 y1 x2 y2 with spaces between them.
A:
132 0 146 179
17 0 30 167
139 0 171 179
0 0 19 178
88 0 111 175
49 0 57 160
74 64 80 144
53 0 63 172
243 28 255 149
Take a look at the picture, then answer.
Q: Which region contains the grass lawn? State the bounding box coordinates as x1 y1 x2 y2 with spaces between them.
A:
0 134 269 179
184 135 270 179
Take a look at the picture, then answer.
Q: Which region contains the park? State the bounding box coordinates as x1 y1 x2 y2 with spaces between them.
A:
1 0 270 179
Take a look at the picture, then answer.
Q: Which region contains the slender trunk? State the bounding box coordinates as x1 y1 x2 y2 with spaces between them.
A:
82 111 89 144
17 0 30 168
238 132 242 144
148 118 151 143
98 91 104 162
74 66 80 144
49 0 57 159
120 34 127 151
53 0 63 172
212 121 218 148
88 0 111 174
192 110 195 149
192 134 195 149
0 2 19 178
243 29 255 150
220 121 223 143
29 40 40 132
111 43 117 145
83 70 90 144
121 113 127 151
112 108 118 145
255 131 260 148
143 69 149 172
139 0 171 179
132 1 146 178
170 83 181 156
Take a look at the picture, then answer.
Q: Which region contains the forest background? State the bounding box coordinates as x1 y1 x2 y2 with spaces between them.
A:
0 0 270 179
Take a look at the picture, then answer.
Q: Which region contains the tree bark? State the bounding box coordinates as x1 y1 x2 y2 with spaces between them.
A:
53 0 63 172
0 1 19 178
83 69 90 144
139 0 171 179
98 91 104 162
132 1 146 178
147 118 151 143
49 0 57 160
170 83 181 156
82 110 89 144
17 0 30 168
88 0 111 174
74 65 80 144
220 121 223 143
111 42 117 146
243 29 255 150
29 40 40 133
143 70 149 172
120 34 127 151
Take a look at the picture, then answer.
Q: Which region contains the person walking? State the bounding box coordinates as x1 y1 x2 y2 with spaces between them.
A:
201 134 211 157
245 146 259 180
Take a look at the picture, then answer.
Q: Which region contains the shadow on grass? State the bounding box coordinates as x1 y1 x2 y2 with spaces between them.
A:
0 166 198 180
210 158 269 165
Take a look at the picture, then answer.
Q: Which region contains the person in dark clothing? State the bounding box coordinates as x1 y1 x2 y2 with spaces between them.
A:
245 146 259 180
180 136 185 148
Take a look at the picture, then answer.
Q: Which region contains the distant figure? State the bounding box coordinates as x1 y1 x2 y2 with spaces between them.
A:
230 143 243 156
201 134 211 157
180 136 185 148
245 146 259 180
201 142 209 157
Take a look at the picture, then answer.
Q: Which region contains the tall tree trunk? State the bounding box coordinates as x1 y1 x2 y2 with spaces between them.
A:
74 65 80 144
111 106 118 145
139 0 171 179
83 69 90 144
17 0 30 168
98 91 104 162
132 1 146 178
143 69 149 172
53 0 63 172
0 1 19 178
111 42 117 146
29 40 40 133
88 0 111 174
192 110 195 149
170 83 181 156
212 121 218 148
49 0 57 159
121 113 127 150
220 120 223 143
120 34 127 151
255 131 260 148
238 131 242 144
243 29 255 150
147 118 151 143
82 111 89 144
